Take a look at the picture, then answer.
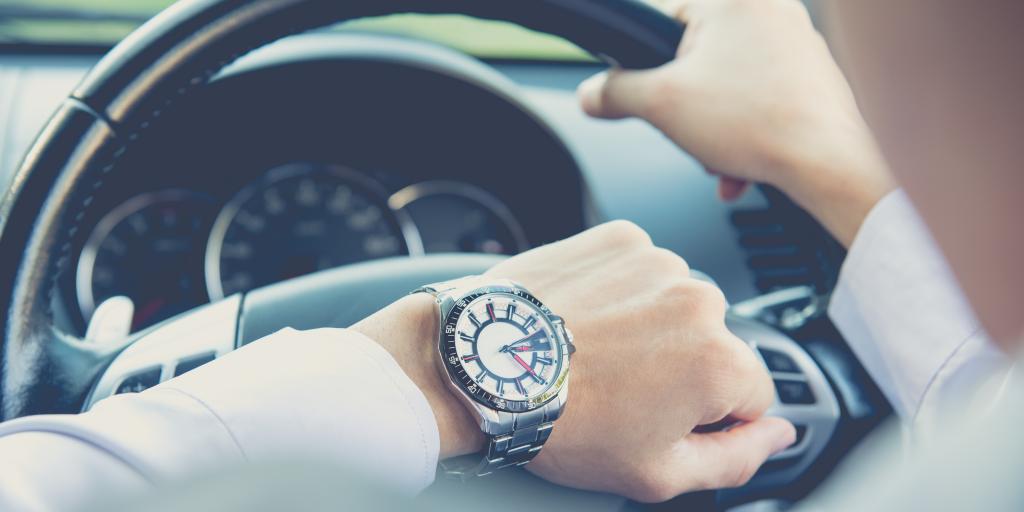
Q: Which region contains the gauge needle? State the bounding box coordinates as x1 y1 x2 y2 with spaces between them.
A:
511 353 538 378
133 298 166 329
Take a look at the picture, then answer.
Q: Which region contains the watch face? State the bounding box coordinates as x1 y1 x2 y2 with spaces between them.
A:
440 288 568 412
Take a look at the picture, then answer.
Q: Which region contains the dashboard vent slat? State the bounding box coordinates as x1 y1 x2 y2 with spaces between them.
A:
730 186 845 294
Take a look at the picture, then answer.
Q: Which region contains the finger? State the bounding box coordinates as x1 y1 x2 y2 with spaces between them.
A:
704 167 751 201
716 335 777 422
718 176 750 201
680 417 796 490
578 68 668 120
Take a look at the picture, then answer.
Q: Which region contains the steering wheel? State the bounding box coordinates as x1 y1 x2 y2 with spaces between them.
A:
0 0 682 417
0 0 863 508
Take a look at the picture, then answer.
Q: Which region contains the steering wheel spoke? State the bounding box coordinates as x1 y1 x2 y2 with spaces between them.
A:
83 295 241 410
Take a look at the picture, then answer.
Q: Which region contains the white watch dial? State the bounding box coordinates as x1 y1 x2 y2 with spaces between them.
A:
453 293 561 401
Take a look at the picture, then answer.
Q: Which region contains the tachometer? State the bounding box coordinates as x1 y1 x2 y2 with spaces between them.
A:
76 190 214 331
206 163 422 299
389 181 528 255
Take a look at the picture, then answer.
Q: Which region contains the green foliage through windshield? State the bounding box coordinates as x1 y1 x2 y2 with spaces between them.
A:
0 0 605 61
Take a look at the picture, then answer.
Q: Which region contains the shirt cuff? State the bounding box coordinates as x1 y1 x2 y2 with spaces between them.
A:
828 189 988 423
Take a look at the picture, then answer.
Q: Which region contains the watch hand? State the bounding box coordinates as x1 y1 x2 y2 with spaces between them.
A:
503 330 549 353
499 335 531 353
502 343 542 353
504 334 534 348
511 353 538 378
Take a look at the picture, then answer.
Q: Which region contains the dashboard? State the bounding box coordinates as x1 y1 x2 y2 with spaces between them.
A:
0 32 839 339
75 167 531 330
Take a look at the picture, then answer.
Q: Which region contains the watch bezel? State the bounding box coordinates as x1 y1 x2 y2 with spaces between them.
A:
438 284 570 413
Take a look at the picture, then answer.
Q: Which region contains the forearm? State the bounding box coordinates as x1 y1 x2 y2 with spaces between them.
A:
772 121 896 248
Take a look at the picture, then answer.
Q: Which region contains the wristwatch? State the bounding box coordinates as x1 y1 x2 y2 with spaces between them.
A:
413 276 575 479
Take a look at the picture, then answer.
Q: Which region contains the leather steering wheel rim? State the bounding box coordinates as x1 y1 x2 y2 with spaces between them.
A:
0 0 683 419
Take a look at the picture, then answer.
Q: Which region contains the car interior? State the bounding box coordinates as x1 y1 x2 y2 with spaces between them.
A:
0 1 892 509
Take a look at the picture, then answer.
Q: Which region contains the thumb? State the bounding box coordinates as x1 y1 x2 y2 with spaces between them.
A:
578 68 669 120
679 417 796 490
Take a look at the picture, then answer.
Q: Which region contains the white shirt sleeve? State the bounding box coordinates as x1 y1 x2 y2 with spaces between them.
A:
0 327 441 511
828 189 1012 437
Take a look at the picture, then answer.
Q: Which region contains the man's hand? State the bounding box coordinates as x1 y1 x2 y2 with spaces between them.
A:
579 0 895 246
355 222 794 502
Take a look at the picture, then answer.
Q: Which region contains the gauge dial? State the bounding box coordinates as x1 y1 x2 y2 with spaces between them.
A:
389 181 528 255
206 163 421 299
442 290 568 412
76 190 214 331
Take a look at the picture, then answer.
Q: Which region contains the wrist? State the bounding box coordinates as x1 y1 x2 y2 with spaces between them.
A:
767 121 896 247
351 293 485 459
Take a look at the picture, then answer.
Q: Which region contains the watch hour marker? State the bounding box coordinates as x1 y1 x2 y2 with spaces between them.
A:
469 312 482 328
523 316 537 329
514 379 526 395
506 304 517 320
537 357 553 366
475 369 486 383
459 332 474 343
496 380 505 395
462 354 478 362
486 302 496 322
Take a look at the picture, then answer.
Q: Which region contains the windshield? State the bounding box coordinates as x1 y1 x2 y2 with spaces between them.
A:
0 0 667 60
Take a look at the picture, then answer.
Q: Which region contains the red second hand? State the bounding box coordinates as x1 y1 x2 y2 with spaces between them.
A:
512 353 538 377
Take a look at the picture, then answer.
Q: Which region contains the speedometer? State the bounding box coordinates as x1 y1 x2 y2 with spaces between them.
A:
205 163 422 299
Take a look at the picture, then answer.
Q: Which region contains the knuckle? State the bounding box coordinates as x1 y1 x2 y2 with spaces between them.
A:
710 340 776 414
667 279 727 318
691 279 728 308
647 247 690 273
724 337 766 377
743 355 777 411
600 220 653 247
719 337 760 380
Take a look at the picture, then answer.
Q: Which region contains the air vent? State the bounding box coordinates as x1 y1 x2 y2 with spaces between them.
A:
730 187 844 294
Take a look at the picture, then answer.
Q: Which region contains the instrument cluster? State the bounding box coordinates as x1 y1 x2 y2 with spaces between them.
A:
75 162 528 331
